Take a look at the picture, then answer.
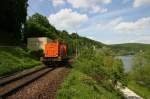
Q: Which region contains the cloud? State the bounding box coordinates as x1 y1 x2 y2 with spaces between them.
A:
79 16 150 44
123 0 131 4
80 17 122 33
80 17 150 35
39 0 44 2
48 8 88 31
51 0 111 13
130 36 150 44
91 6 108 13
115 17 150 33
52 0 65 7
67 0 111 8
133 0 150 7
66 0 111 13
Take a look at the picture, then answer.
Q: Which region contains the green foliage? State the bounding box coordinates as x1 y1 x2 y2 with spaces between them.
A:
58 47 125 98
0 47 41 76
57 70 122 99
127 50 150 98
28 49 44 60
128 81 150 99
0 0 28 45
129 51 150 87
29 13 52 28
24 13 58 41
73 48 126 88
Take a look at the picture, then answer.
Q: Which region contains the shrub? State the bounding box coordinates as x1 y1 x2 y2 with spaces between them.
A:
28 49 44 60
73 48 125 87
128 50 150 87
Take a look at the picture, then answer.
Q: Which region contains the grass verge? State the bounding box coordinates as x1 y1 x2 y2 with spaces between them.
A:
57 70 122 99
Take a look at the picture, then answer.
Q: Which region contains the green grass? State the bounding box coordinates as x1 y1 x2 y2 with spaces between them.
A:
0 47 41 77
57 48 126 99
57 70 122 99
128 80 150 99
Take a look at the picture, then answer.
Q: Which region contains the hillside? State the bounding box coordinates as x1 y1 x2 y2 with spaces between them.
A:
109 43 150 55
0 47 41 76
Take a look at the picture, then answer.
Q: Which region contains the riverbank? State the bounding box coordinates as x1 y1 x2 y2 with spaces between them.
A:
118 54 150 98
127 80 150 98
117 82 142 99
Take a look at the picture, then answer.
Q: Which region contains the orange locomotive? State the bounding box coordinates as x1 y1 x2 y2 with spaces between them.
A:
42 41 68 66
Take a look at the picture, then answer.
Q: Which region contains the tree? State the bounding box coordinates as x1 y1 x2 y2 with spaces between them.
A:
27 13 51 28
0 0 28 45
24 13 57 42
71 33 79 39
129 51 150 86
112 59 126 86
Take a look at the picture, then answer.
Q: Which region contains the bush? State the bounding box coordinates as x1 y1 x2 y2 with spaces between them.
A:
28 49 44 60
129 51 150 87
127 50 150 98
73 48 126 88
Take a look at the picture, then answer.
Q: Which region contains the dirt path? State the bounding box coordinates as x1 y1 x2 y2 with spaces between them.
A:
5 67 70 99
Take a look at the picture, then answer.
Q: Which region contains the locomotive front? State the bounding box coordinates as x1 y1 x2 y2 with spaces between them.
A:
42 41 68 66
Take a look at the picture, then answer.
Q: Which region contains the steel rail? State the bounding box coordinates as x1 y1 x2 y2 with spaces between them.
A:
0 67 55 98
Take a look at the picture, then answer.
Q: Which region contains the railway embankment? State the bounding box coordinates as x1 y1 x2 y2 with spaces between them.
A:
0 47 41 77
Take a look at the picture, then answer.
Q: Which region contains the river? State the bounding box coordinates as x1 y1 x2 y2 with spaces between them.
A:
116 55 134 72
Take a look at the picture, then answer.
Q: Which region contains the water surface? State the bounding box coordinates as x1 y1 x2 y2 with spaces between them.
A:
116 55 134 72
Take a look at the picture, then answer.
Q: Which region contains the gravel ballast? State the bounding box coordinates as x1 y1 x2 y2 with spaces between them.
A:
5 67 70 99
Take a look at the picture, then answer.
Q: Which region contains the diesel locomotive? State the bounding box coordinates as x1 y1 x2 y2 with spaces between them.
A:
42 40 69 66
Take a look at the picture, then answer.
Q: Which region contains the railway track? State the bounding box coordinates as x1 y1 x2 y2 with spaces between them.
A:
0 66 55 98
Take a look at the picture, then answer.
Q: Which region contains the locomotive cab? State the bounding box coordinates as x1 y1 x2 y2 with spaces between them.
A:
42 41 68 66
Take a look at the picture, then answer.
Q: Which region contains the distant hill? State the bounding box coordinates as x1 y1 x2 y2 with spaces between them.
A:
109 43 150 55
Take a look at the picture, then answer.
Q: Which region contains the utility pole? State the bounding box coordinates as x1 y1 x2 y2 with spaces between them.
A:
76 32 78 57
74 25 78 58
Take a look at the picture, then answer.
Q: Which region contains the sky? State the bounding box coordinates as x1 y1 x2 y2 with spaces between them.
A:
28 0 150 44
